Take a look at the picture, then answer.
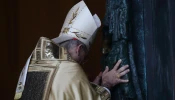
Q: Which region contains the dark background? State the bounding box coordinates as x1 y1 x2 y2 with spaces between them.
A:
1 0 175 100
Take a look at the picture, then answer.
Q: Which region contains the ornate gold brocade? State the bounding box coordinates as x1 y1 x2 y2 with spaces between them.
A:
15 37 111 100
91 83 111 100
31 37 74 63
15 37 75 100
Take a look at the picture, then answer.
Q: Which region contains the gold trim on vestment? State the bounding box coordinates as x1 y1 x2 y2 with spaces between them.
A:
14 37 75 100
90 83 111 100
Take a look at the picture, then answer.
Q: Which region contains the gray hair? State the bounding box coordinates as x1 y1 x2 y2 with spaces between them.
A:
59 39 88 53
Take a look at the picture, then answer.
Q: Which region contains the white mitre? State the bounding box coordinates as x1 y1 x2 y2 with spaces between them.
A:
52 0 101 50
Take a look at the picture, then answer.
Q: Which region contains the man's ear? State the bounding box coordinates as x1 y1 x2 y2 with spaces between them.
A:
76 44 83 56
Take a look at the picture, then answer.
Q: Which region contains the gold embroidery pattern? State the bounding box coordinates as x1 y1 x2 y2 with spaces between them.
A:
44 42 55 59
95 86 110 100
62 28 70 34
31 37 75 62
90 83 111 100
69 7 79 24
36 51 41 60
62 7 79 34
62 7 87 40
72 32 87 39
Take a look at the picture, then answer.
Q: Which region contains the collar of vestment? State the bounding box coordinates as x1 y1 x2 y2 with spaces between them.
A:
30 37 76 65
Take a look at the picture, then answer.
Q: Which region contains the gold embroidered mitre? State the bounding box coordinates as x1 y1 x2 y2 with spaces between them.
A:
52 1 101 50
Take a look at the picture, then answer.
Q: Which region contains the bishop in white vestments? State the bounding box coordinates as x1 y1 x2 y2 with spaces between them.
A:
14 1 130 100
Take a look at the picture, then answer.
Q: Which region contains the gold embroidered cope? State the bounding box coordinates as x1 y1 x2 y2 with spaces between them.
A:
14 37 110 100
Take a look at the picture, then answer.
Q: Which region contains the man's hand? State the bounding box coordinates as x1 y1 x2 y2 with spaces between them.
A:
101 59 130 89
93 72 102 85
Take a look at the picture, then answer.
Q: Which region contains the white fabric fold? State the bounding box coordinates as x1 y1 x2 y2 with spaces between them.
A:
93 14 101 28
